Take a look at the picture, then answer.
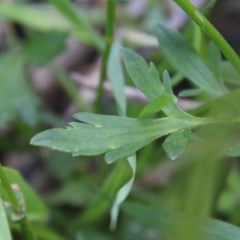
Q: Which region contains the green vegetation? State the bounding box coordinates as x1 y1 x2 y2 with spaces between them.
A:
1 0 240 239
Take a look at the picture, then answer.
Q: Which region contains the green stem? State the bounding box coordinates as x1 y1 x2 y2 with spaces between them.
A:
192 23 202 53
174 0 240 74
0 164 19 211
0 164 35 240
94 0 116 112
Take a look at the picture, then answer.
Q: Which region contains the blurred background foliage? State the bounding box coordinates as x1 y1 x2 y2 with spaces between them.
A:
1 0 240 239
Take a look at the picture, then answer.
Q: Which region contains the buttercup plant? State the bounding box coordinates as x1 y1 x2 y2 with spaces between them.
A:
1 0 240 239
31 6 240 235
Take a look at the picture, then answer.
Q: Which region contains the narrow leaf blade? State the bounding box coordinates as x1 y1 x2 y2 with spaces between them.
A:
0 3 71 31
162 130 188 160
108 43 127 116
0 199 12 240
153 22 228 96
0 52 40 127
121 47 164 100
48 0 104 50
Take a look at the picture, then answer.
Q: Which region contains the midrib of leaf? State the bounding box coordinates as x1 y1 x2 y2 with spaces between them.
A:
31 115 201 159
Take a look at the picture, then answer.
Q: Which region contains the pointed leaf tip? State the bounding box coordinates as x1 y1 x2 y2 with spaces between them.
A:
121 47 163 100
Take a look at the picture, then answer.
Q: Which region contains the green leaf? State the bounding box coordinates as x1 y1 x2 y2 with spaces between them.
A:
222 61 240 86
162 70 174 94
24 32 67 65
153 22 228 96
110 155 136 230
207 42 222 82
162 130 189 160
0 2 104 50
190 88 240 118
108 43 127 116
108 44 136 230
0 3 105 33
0 52 40 127
139 93 174 118
48 0 104 51
0 3 72 31
30 113 201 163
121 47 164 100
0 168 48 222
121 48 186 118
179 88 203 97
0 198 12 240
79 160 131 225
162 129 199 160
122 202 240 240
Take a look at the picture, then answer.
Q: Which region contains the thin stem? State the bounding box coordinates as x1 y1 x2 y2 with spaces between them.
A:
174 0 240 74
192 23 202 53
94 0 116 112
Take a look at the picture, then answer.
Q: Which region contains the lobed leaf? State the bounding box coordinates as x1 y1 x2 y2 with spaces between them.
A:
31 113 201 163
